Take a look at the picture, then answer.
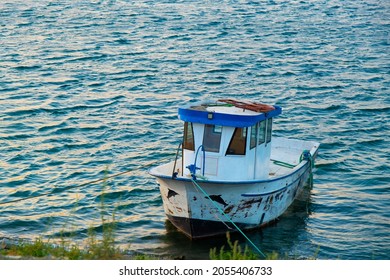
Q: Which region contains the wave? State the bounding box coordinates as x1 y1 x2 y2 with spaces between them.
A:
4 97 124 117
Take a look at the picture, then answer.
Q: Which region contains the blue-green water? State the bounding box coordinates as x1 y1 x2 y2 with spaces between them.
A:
0 0 389 259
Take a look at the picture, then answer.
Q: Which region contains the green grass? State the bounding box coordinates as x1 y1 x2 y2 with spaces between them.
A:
209 232 260 260
1 207 123 260
0 169 125 260
209 232 320 260
1 234 122 260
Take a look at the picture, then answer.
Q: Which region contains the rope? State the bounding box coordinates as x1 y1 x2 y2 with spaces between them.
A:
0 162 156 206
271 159 296 168
300 150 314 188
190 178 267 258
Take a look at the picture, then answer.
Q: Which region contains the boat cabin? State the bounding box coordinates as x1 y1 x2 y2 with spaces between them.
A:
178 99 282 181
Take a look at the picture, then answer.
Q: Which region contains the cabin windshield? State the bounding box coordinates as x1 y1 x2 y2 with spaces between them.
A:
203 124 222 153
183 122 195 150
258 120 266 145
250 123 257 149
250 120 266 149
226 127 247 155
266 118 272 144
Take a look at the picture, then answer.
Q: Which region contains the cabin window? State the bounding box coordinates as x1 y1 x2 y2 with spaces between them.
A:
226 127 247 155
183 122 195 151
203 124 222 153
258 121 266 145
266 118 272 144
250 124 257 149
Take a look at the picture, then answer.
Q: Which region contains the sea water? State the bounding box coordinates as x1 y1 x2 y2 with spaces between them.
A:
0 0 389 259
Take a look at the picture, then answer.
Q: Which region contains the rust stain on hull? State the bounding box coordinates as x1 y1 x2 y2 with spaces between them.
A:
224 205 234 214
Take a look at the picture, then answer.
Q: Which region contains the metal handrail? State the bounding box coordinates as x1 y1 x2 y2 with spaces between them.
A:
187 145 205 180
172 142 182 179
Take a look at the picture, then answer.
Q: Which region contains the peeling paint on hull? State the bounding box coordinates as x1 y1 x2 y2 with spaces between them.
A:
155 161 313 239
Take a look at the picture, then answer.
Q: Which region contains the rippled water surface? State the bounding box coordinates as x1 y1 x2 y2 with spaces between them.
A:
0 0 389 259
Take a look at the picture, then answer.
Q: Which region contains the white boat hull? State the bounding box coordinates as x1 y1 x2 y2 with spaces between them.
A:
150 137 319 239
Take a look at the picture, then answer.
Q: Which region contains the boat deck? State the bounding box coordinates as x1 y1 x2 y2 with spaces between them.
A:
150 137 319 182
269 147 302 177
269 137 318 177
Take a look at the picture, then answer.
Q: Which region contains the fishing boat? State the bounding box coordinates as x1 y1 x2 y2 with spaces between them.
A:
149 99 319 239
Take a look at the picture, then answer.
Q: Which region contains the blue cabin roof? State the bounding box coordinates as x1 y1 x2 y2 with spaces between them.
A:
178 100 282 128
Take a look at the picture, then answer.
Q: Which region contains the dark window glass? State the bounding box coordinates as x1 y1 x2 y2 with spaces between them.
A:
250 124 257 149
266 118 272 143
183 122 195 150
226 128 247 155
203 124 222 153
258 121 266 145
